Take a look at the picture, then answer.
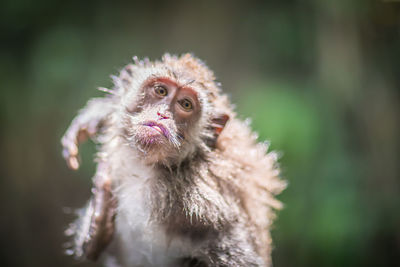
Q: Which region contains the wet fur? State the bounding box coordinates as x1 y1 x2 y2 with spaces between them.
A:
65 54 286 266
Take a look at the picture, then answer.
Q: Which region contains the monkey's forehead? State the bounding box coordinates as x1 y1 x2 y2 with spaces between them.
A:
160 53 216 83
128 54 222 97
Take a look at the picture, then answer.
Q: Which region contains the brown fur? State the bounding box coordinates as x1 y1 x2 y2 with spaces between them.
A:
62 53 286 267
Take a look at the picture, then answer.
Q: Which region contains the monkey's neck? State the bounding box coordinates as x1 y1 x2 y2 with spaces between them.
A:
154 149 207 173
148 150 237 236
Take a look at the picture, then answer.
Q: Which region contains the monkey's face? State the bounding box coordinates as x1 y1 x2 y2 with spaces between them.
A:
123 76 203 164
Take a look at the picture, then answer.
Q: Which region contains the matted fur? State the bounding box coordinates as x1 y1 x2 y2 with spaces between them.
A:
64 53 286 267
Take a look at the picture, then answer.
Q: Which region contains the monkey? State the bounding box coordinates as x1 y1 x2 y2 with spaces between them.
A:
61 53 286 267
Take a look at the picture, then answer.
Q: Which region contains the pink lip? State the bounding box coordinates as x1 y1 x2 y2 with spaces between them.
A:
143 121 169 138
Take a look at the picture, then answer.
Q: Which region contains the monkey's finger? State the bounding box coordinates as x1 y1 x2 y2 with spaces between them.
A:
67 156 80 170
62 147 80 170
61 135 79 155
62 144 79 160
68 142 79 156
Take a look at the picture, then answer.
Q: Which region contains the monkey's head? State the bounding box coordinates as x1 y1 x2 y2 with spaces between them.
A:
111 54 231 165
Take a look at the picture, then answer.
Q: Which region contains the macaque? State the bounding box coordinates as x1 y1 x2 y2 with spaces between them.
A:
62 54 286 267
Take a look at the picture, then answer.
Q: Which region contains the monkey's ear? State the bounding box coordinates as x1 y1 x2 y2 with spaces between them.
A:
211 114 229 135
208 114 229 148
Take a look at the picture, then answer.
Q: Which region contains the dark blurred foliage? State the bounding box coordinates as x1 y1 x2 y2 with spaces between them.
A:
1 0 399 266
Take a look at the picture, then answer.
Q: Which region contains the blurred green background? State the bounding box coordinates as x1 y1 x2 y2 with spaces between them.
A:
1 0 399 266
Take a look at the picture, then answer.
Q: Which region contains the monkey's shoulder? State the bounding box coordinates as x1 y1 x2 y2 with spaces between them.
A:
208 117 286 207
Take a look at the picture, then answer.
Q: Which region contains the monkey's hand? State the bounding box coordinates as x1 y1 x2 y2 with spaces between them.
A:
61 98 113 170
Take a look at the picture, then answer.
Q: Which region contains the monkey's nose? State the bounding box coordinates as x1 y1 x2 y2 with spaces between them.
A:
157 112 169 120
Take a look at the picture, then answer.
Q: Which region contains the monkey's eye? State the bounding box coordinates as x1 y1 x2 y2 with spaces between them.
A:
178 98 193 111
154 85 168 96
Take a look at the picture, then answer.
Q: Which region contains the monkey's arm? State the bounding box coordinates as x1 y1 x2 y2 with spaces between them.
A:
83 171 117 261
70 164 117 261
61 97 114 170
61 98 117 260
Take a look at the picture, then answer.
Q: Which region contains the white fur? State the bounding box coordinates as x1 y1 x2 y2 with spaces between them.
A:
105 136 194 267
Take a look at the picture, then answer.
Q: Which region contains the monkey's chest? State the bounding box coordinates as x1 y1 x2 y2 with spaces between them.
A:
112 176 193 267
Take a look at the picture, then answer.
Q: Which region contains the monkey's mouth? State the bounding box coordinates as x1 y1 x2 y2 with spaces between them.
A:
142 121 169 138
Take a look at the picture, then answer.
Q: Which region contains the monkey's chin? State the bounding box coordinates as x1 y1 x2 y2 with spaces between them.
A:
136 135 166 149
131 124 182 164
134 140 176 165
135 125 169 146
133 131 169 161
